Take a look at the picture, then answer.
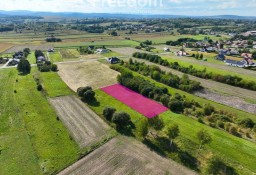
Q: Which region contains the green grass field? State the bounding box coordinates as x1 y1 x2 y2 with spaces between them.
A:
27 52 36 64
88 89 256 175
162 56 256 83
132 34 230 44
54 39 140 48
48 52 63 63
37 71 74 97
0 68 79 175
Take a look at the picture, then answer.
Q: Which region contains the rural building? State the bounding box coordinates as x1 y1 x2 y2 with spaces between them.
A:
48 48 54 52
176 51 187 56
253 45 256 49
96 48 109 54
225 59 247 68
37 56 46 62
164 47 170 52
0 58 9 64
88 46 95 50
107 57 120 64
216 53 226 61
13 51 24 59
241 53 252 59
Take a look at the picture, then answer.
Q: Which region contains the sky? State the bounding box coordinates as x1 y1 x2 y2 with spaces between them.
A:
0 0 256 16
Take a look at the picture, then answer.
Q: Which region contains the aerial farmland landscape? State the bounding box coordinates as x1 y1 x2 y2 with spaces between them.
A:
0 0 256 175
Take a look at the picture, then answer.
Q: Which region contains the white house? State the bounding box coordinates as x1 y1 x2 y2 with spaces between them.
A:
164 47 170 52
95 49 109 54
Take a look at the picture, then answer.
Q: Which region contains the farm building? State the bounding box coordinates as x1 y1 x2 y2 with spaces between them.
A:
0 58 9 64
225 59 247 68
107 57 120 64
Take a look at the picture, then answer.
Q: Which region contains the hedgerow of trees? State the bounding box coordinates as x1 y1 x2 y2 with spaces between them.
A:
132 52 256 91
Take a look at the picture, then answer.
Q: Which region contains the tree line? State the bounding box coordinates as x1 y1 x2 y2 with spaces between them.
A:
122 59 202 93
132 52 256 91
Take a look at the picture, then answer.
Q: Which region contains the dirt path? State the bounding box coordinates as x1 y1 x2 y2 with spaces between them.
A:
58 136 197 175
127 58 256 114
49 96 111 148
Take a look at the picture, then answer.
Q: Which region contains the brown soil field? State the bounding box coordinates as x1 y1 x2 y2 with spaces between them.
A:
57 61 119 91
49 96 111 148
0 43 13 53
58 136 197 175
3 44 53 53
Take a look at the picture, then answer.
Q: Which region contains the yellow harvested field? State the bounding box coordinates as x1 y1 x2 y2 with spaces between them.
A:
0 43 13 53
57 61 119 91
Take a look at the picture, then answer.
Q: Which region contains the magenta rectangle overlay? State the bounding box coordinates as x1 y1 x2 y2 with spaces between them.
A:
101 84 169 118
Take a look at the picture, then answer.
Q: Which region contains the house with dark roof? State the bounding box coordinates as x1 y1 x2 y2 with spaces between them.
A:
216 53 226 61
107 57 120 64
13 51 24 59
225 59 247 68
37 56 46 63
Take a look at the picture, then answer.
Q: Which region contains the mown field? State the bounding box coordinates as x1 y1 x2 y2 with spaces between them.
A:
57 61 120 91
0 68 80 175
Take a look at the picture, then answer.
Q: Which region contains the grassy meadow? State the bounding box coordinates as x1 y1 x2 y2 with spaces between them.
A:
0 68 80 175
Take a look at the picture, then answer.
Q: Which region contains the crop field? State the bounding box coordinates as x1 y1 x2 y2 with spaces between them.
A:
48 52 63 63
131 34 229 44
54 39 140 48
0 68 79 175
101 84 168 118
3 44 53 53
57 61 119 91
0 43 13 53
49 96 112 148
110 47 149 56
59 49 80 59
58 136 196 175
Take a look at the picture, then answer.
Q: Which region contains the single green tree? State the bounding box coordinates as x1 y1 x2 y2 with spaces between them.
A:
17 59 31 74
165 124 179 147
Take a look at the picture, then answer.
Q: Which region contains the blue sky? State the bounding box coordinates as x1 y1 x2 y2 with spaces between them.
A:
0 0 256 16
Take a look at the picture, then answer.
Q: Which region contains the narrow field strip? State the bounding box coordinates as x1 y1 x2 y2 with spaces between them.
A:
49 95 111 148
101 84 169 118
58 137 197 175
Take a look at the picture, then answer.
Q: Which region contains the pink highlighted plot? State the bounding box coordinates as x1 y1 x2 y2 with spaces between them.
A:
101 84 168 118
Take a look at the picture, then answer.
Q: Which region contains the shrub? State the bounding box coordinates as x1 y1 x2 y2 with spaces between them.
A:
37 84 43 91
103 107 116 121
239 118 255 128
51 64 58 72
204 104 215 116
77 86 92 97
112 112 132 131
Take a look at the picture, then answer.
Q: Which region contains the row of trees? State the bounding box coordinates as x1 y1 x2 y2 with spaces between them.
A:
122 59 202 93
45 37 62 42
166 38 198 46
132 52 256 91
